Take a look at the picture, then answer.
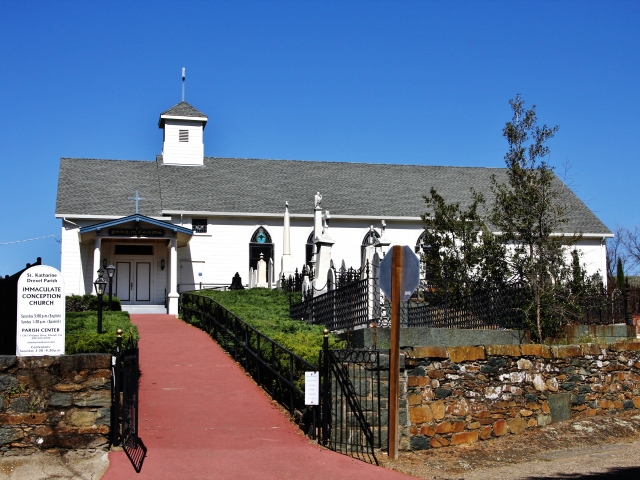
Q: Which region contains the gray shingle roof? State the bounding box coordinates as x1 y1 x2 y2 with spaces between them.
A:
56 157 611 235
56 159 162 217
160 102 207 118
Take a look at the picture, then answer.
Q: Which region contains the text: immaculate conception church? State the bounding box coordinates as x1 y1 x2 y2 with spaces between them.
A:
55 100 612 315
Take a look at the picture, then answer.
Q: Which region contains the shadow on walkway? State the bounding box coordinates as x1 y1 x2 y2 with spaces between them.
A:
526 466 640 479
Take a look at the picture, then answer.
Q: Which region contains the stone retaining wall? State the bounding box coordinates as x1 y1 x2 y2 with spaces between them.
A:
403 342 640 450
0 354 111 455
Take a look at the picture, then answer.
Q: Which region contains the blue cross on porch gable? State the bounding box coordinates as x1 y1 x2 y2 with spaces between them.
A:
128 190 146 214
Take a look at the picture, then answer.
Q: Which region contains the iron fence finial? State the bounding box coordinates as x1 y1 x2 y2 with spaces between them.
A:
323 328 329 337
116 328 123 337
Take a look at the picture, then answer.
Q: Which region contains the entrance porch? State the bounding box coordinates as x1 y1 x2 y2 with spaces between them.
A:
79 214 193 315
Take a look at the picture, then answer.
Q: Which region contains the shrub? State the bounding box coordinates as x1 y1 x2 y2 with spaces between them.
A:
65 311 138 354
66 294 122 312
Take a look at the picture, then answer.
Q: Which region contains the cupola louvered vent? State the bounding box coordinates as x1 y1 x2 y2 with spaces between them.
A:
179 130 189 142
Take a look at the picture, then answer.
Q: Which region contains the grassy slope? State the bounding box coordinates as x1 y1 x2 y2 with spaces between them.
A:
193 288 342 365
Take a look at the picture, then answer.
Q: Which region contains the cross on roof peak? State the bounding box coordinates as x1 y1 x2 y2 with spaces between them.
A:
128 191 146 214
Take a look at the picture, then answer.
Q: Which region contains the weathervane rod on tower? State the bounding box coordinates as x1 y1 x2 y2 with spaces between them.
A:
182 67 185 102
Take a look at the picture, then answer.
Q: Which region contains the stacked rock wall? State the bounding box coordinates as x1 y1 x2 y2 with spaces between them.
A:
403 342 640 450
0 354 111 455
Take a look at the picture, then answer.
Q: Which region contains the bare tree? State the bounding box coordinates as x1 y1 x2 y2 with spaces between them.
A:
620 226 640 275
606 225 628 282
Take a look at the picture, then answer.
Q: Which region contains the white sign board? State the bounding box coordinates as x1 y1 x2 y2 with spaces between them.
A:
16 265 65 356
305 371 320 406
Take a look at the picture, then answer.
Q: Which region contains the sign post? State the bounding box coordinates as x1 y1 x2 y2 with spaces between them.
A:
16 265 65 356
379 245 420 460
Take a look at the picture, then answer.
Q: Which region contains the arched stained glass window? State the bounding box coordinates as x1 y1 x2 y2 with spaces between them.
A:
249 227 274 280
251 227 272 244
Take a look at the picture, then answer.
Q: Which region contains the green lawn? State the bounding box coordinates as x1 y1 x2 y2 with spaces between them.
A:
188 288 342 365
65 311 139 354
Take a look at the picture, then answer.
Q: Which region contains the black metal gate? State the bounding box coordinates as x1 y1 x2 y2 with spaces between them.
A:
319 334 384 465
111 330 147 473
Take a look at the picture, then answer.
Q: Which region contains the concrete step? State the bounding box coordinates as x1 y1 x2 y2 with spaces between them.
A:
121 305 167 314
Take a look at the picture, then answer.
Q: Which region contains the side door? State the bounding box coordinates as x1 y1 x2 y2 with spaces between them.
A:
116 262 131 302
135 261 151 302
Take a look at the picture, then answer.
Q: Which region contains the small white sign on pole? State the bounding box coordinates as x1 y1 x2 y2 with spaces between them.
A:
305 371 320 406
16 265 65 356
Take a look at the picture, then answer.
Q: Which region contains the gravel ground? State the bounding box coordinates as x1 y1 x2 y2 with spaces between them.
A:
2 413 639 479
378 412 640 479
0 448 109 480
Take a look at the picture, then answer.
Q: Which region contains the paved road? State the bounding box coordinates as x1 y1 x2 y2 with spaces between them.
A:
101 314 412 479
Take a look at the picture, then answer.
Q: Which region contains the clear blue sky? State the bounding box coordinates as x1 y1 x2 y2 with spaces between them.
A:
1 0 638 275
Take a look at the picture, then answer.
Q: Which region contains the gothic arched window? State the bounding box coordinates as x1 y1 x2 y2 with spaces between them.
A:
362 229 380 247
361 228 381 269
305 232 315 267
415 231 428 254
249 227 274 279
415 231 434 282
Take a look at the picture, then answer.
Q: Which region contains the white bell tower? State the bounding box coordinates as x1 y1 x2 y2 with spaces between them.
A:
158 101 208 166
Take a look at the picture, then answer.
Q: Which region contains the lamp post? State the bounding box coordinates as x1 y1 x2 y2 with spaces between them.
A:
94 276 107 334
106 264 116 310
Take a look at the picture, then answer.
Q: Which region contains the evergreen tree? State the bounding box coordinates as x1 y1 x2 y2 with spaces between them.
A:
420 95 596 341
489 94 581 341
616 257 625 290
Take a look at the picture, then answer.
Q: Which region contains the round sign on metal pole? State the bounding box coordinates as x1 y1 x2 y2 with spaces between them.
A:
379 245 421 301
379 245 421 460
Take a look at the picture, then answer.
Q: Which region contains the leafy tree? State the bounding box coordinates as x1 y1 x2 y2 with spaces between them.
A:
489 94 581 341
420 95 602 341
420 187 507 295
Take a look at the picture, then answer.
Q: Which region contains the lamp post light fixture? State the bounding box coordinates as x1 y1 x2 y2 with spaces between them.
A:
94 276 108 334
106 264 116 310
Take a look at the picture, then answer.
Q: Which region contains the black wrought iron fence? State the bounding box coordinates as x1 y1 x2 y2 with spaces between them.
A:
311 279 373 330
626 287 640 317
291 275 638 331
180 293 317 415
292 274 527 331
403 283 526 329
580 290 627 325
318 341 384 465
281 268 304 293
111 330 146 473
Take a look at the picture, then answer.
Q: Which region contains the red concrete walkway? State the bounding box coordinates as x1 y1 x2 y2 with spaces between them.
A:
102 314 414 479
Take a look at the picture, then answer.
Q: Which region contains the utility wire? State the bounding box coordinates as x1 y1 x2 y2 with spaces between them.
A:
0 234 60 246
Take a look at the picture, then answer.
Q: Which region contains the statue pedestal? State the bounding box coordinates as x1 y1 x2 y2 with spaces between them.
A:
314 236 335 296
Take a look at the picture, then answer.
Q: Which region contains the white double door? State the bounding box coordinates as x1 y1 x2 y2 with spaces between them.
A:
115 260 153 304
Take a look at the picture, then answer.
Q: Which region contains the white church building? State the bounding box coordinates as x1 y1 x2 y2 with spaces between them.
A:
55 100 612 315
